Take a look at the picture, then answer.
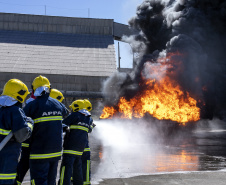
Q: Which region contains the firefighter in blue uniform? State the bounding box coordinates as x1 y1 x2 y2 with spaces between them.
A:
81 99 94 185
16 88 68 185
23 75 68 185
0 79 33 185
71 99 94 185
15 92 36 185
50 89 64 103
15 137 30 185
59 99 94 185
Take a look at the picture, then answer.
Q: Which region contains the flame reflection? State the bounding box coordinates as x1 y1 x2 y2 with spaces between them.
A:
148 150 199 172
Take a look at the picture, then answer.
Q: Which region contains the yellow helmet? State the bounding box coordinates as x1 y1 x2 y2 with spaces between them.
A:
84 99 92 111
50 89 64 103
2 79 30 103
69 99 84 112
32 75 51 91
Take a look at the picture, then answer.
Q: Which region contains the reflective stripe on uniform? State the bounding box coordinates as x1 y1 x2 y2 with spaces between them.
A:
31 179 35 185
0 128 11 136
84 148 90 152
59 166 65 185
0 173 16 180
63 150 83 156
70 125 89 132
83 182 91 185
17 180 22 185
83 181 91 185
34 116 62 123
22 143 29 147
30 151 62 159
84 160 91 184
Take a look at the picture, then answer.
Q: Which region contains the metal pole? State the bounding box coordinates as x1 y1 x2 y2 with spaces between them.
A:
131 45 135 69
128 43 135 69
45 5 46 15
88 8 90 18
118 42 121 69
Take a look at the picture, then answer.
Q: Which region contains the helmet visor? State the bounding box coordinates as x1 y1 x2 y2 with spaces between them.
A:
0 95 18 107
34 86 50 97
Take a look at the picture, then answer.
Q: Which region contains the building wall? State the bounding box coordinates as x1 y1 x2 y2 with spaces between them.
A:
0 72 106 94
0 13 132 117
113 22 132 40
0 13 113 35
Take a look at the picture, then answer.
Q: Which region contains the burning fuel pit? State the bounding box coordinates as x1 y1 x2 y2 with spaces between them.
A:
101 0 226 123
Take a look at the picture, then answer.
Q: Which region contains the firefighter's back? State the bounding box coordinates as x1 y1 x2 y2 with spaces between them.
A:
24 95 65 159
22 75 67 185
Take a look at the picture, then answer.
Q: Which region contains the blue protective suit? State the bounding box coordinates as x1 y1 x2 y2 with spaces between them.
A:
23 93 68 185
81 141 91 185
59 109 93 185
15 140 30 184
0 103 32 185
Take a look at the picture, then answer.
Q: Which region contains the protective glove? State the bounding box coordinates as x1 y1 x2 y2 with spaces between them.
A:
26 117 34 131
26 117 34 125
88 123 96 133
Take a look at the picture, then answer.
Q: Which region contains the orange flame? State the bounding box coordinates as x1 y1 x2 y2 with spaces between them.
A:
100 53 200 123
100 107 116 119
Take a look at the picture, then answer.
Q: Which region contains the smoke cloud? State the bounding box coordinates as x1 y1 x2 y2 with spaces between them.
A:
103 0 226 120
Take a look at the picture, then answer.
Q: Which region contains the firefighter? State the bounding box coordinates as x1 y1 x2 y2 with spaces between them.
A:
81 99 94 185
16 88 68 185
0 79 33 185
50 88 70 132
50 89 64 103
23 75 68 185
71 99 94 185
59 99 94 185
15 137 30 185
16 92 36 185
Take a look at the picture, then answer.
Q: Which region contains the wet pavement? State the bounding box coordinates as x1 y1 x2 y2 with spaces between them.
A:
22 118 226 184
90 118 226 184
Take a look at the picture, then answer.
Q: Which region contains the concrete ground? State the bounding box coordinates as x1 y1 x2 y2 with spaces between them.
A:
22 171 226 185
21 171 226 185
96 171 226 185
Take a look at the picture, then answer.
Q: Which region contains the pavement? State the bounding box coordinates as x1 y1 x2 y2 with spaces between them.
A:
22 170 226 185
95 171 226 185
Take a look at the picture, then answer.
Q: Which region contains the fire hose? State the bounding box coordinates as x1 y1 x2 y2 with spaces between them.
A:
0 123 95 151
0 132 13 151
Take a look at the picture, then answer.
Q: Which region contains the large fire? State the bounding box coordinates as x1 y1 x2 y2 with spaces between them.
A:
100 53 200 123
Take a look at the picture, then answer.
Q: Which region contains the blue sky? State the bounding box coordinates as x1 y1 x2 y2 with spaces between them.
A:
0 0 144 68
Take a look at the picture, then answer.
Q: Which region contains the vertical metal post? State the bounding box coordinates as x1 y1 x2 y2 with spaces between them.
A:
88 8 90 18
118 42 121 69
129 44 135 69
132 52 135 69
45 5 46 15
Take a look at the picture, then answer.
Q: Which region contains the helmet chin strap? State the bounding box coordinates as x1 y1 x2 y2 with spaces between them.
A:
0 95 18 107
34 86 50 97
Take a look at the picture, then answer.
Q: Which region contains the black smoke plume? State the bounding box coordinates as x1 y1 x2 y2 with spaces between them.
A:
102 0 226 120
